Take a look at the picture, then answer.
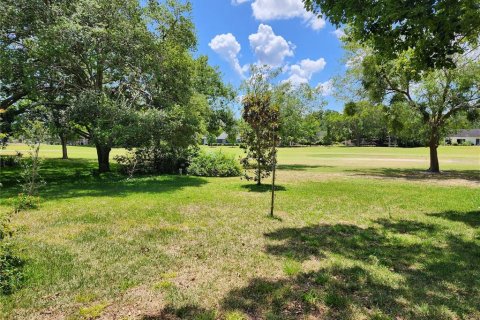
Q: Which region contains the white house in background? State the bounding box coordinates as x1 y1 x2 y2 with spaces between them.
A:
445 129 480 146
201 132 241 145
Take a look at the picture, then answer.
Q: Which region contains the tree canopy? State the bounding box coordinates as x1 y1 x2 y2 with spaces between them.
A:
304 0 480 70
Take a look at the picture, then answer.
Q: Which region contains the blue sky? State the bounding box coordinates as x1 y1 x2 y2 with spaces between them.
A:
190 0 347 111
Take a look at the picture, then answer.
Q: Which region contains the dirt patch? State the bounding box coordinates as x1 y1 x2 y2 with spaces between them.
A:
277 170 480 188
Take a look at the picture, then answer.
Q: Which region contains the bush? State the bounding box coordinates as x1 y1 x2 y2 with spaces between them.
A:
188 150 241 177
0 152 22 168
115 145 195 176
0 214 24 295
13 193 39 212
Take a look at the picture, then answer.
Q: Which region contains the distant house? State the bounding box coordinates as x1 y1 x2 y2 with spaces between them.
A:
445 129 480 146
201 132 241 145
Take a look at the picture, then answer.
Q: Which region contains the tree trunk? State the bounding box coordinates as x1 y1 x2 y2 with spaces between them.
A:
96 144 111 173
270 132 277 217
60 134 68 159
256 162 261 185
428 132 440 173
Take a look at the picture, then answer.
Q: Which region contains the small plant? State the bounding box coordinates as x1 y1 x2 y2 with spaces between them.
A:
324 292 349 309
225 311 248 320
13 193 39 212
78 302 109 319
188 150 241 177
17 120 47 202
302 289 319 305
283 259 302 276
0 213 24 295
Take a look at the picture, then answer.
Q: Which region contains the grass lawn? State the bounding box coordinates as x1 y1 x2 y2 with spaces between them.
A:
0 145 479 319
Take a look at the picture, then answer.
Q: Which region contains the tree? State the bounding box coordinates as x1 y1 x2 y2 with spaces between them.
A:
240 66 280 185
47 105 76 160
276 83 324 146
1 0 199 172
359 49 480 172
303 0 480 70
192 55 237 145
320 110 348 145
343 101 388 146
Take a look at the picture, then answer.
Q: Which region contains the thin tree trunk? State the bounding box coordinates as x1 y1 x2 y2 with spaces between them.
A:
428 131 440 173
60 134 68 159
256 161 261 185
270 132 277 217
96 144 111 173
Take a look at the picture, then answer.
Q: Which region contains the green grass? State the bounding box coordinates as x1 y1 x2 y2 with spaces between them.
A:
0 145 479 319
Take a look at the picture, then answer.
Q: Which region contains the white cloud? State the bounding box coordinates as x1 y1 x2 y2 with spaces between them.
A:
284 57 326 85
332 29 346 39
209 33 247 76
231 0 250 5
317 79 333 96
248 24 294 66
251 0 325 30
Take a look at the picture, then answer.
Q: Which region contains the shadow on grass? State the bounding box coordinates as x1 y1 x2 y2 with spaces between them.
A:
429 210 480 228
347 168 480 182
0 158 208 201
219 215 480 319
277 164 334 171
142 305 216 320
241 184 286 193
143 214 480 319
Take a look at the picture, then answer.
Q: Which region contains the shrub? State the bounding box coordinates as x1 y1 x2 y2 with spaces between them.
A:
0 214 24 295
13 193 39 212
0 152 22 168
188 150 241 177
115 145 195 176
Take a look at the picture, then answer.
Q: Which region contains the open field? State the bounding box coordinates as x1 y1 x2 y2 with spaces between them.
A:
0 145 479 319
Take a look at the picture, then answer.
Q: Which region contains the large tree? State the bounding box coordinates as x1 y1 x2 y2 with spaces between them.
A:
303 0 480 70
1 0 200 172
359 49 480 172
277 83 324 147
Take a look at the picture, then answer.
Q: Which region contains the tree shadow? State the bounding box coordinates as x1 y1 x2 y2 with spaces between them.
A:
428 210 480 228
276 164 334 171
0 158 208 202
347 168 480 182
142 305 215 320
241 184 287 193
220 215 480 319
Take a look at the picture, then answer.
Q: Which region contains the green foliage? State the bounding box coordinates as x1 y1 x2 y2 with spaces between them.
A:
188 150 241 177
342 40 480 171
0 0 219 173
0 245 23 295
17 120 47 197
343 101 388 146
283 259 302 276
277 83 324 146
304 0 480 70
0 152 22 168
0 214 24 295
240 66 280 185
12 193 39 212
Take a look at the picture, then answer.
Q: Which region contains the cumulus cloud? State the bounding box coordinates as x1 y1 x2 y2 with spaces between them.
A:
284 57 326 85
209 33 247 76
249 24 294 66
317 79 334 96
251 0 325 30
332 29 346 39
